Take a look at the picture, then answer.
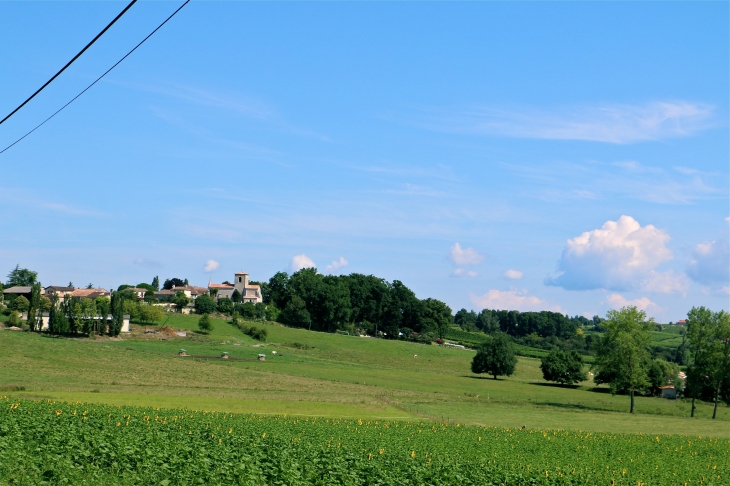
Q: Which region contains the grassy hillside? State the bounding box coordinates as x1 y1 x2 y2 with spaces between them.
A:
1 314 726 437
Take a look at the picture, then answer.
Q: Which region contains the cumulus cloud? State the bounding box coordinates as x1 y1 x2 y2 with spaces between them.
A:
291 254 316 272
453 268 478 278
470 289 561 312
545 215 675 292
686 239 729 287
504 269 523 280
133 258 163 268
604 293 663 313
421 101 714 144
449 243 485 266
204 259 219 272
326 257 349 273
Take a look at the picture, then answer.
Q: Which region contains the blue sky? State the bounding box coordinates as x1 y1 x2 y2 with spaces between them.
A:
0 1 727 321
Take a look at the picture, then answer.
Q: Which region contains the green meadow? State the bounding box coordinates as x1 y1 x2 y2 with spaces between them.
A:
1 314 727 437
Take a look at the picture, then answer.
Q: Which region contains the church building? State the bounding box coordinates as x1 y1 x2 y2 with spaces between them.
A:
208 271 262 304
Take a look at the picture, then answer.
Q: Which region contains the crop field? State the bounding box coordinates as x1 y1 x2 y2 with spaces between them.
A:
2 397 727 485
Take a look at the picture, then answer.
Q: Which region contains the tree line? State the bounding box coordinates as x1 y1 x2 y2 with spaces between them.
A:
469 305 729 416
253 269 453 339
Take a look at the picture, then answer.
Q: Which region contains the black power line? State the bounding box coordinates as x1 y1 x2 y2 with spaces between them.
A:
0 0 190 155
0 0 138 126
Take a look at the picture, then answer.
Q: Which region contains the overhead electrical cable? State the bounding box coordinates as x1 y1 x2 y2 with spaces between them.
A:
0 0 138 126
0 0 190 155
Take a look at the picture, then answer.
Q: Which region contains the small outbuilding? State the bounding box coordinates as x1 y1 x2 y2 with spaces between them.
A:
660 386 677 399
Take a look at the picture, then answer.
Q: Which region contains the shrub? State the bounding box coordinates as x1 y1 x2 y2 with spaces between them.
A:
7 311 20 327
217 298 234 315
11 296 29 313
194 295 216 315
198 314 213 333
235 321 267 341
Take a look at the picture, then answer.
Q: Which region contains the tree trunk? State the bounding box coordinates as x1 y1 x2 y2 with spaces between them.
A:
630 390 635 414
713 380 721 420
493 374 497 380
691 397 696 418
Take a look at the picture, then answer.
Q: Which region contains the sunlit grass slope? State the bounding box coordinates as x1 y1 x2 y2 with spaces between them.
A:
1 314 726 437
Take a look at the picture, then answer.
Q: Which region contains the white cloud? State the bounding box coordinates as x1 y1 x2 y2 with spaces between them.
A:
453 268 478 278
686 239 729 287
641 270 689 294
450 242 485 266
204 259 219 272
422 101 713 144
291 254 316 272
470 289 561 313
545 215 675 292
326 257 349 273
504 269 523 280
604 293 663 314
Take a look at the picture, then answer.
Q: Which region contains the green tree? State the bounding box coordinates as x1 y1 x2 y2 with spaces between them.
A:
109 291 125 337
152 276 160 291
194 294 216 315
138 304 164 324
39 295 51 312
6 265 37 287
11 295 29 313
27 283 41 331
265 271 290 308
647 358 681 395
471 333 517 380
198 313 213 333
454 308 478 331
217 297 234 315
163 278 185 290
280 295 310 327
172 291 190 312
592 306 652 414
231 289 242 303
95 296 110 335
685 306 715 417
540 350 587 385
420 298 453 339
144 290 157 303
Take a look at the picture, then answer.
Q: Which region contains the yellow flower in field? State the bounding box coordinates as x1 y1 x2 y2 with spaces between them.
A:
228 429 232 434
358 419 363 425
410 451 416 459
545 471 549 478
368 453 372 460
262 433 266 438
56 410 62 416
478 437 482 441
116 422 121 427
379 449 384 454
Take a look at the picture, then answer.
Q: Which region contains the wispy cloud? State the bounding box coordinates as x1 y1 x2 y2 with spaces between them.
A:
504 160 725 205
124 81 332 142
415 101 714 144
133 258 163 268
0 188 105 216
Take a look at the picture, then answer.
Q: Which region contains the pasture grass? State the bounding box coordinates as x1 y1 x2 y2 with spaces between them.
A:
1 314 727 438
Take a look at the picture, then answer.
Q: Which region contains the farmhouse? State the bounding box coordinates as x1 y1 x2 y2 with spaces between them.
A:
3 286 33 300
153 285 208 301
68 288 111 299
209 271 262 304
43 286 74 299
660 386 677 399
